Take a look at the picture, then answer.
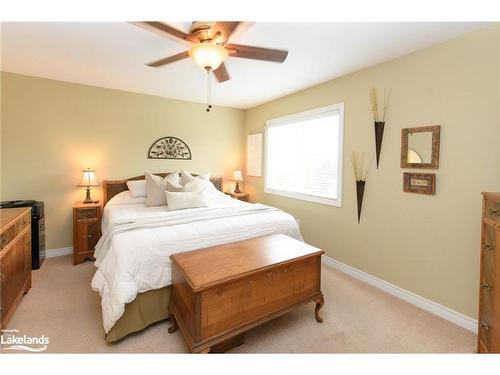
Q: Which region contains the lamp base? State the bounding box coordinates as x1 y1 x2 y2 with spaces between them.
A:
83 187 93 204
234 182 241 194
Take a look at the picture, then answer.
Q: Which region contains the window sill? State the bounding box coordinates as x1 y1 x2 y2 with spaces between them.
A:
264 188 342 207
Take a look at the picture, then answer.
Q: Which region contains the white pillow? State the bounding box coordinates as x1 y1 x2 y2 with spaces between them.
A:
182 178 207 192
165 190 208 210
126 180 147 198
145 172 182 207
107 191 146 205
180 171 210 185
165 172 181 186
166 180 184 192
145 172 168 207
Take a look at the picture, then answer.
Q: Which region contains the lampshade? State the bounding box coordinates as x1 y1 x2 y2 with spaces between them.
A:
232 169 243 182
189 43 228 70
78 168 98 187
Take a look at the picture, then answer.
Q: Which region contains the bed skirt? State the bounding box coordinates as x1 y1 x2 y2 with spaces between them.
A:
105 286 171 342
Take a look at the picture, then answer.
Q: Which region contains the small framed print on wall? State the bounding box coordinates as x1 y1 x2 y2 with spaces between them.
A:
403 172 436 195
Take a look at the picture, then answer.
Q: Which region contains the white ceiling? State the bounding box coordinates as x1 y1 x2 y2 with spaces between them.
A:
0 22 486 109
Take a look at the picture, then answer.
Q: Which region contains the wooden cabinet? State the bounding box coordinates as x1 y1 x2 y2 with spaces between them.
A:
73 202 101 265
1 207 32 329
478 192 500 353
168 234 324 353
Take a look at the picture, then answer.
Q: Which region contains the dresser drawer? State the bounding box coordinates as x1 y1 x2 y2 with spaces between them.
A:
76 207 98 220
200 256 319 339
482 224 497 271
486 199 500 223
0 212 30 250
478 271 500 353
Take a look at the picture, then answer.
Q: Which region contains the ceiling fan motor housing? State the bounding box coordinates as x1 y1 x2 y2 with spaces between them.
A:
190 21 216 42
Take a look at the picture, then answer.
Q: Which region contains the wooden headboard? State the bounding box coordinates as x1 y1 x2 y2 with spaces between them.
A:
102 173 223 206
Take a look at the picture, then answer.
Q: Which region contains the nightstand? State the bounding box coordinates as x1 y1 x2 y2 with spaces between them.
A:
226 192 250 202
73 202 101 265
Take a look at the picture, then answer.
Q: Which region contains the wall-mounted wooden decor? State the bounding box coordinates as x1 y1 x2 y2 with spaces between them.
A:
401 125 440 169
148 137 192 160
403 172 436 195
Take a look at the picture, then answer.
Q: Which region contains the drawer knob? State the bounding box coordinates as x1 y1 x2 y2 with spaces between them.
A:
88 234 92 238
481 283 491 291
489 209 500 216
483 244 492 251
480 321 489 331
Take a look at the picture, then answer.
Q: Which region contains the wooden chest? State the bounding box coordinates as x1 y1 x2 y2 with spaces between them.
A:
478 192 500 353
1 207 32 329
168 234 325 353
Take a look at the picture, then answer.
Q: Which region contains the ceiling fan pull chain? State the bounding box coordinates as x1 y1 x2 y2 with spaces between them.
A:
206 68 213 112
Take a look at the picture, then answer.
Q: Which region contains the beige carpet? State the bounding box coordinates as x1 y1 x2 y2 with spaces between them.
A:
2 255 475 353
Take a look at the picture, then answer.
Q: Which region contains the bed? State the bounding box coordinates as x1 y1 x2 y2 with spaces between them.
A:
92 172 303 342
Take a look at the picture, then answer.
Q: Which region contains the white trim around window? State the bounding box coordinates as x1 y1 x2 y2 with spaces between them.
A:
264 103 344 207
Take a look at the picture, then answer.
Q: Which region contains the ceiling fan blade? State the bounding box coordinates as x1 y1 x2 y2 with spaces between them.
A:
226 44 288 63
131 21 198 44
211 22 241 44
213 63 230 82
147 51 189 67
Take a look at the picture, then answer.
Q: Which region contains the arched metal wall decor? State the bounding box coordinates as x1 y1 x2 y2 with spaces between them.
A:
148 137 192 160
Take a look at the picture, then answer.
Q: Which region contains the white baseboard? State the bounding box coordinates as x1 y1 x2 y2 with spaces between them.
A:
321 255 478 333
45 247 73 258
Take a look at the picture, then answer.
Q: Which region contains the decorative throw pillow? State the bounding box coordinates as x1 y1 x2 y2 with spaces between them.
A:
145 172 168 207
164 172 181 186
182 178 207 192
126 180 147 198
166 180 184 192
165 190 209 210
180 171 210 186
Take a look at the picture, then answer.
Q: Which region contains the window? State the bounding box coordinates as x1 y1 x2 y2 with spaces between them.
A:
264 103 344 207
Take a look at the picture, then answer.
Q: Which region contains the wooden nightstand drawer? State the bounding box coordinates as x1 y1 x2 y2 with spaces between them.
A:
77 207 98 220
73 202 101 265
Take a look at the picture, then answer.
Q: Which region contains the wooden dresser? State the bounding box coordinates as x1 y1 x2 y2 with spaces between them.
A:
168 234 324 353
0 207 32 329
73 202 101 265
478 192 500 353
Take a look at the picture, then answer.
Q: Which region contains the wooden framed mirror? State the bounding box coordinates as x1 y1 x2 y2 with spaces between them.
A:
401 125 440 169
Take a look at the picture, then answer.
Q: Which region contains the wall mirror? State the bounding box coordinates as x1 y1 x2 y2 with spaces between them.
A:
401 125 440 169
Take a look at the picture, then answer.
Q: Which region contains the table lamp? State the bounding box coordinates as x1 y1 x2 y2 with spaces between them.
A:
232 169 243 194
78 168 99 204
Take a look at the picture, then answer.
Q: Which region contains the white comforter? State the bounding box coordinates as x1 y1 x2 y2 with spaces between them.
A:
91 192 303 333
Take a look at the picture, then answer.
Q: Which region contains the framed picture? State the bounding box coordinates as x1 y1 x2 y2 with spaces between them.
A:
403 172 436 195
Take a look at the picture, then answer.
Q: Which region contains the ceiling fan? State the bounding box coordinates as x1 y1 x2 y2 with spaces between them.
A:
131 21 289 84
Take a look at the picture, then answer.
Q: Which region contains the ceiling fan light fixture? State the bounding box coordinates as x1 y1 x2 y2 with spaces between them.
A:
189 43 228 70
